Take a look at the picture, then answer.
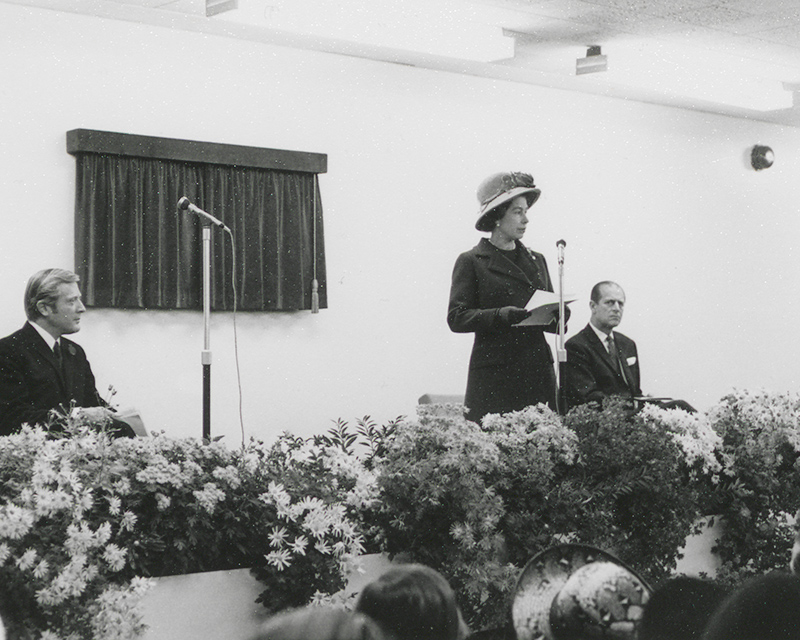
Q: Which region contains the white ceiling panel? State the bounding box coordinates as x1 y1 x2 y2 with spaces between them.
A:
5 0 800 125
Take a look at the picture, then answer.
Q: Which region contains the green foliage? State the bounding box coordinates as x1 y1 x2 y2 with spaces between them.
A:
370 400 707 629
562 399 703 582
0 417 385 638
4 391 800 637
249 419 397 614
699 390 800 584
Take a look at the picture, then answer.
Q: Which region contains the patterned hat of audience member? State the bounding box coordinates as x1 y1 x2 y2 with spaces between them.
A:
511 543 652 640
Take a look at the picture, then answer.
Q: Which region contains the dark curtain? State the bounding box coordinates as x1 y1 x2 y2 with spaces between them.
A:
74 154 327 311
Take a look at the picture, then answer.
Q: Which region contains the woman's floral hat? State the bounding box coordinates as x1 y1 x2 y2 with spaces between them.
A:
475 171 541 231
511 543 652 640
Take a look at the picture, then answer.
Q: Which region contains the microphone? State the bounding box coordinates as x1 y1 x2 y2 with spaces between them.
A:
556 239 566 264
177 197 229 230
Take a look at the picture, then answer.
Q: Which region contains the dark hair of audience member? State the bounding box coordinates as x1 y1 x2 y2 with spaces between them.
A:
701 571 800 640
354 563 467 640
638 575 730 640
250 607 385 640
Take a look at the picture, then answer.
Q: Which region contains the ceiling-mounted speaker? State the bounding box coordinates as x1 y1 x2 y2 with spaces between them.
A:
750 145 774 170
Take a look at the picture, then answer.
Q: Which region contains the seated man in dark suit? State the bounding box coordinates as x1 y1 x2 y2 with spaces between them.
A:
0 268 134 436
563 280 694 413
563 281 640 408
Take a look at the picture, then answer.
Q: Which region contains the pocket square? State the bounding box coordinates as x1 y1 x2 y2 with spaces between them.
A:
627 356 637 365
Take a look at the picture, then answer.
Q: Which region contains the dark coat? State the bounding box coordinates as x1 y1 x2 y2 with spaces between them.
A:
448 238 558 422
563 323 641 409
0 323 104 435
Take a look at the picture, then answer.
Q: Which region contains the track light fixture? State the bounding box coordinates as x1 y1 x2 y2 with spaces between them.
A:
576 45 607 75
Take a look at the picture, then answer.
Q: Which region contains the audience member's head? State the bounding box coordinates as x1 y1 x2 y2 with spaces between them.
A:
702 571 800 640
355 563 468 640
251 607 384 640
464 627 513 640
639 575 729 640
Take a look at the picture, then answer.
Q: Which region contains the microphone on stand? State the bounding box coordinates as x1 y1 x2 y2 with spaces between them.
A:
177 197 229 231
556 239 566 265
555 238 568 414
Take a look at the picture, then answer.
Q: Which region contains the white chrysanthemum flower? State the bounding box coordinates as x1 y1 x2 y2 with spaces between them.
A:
16 548 38 571
290 535 309 556
34 559 50 579
268 526 289 548
57 463 81 491
96 522 113 545
640 403 722 475
130 576 156 596
34 488 72 517
103 543 127 572
120 511 138 532
192 483 226 515
113 477 132 496
108 495 122 516
0 503 35 540
262 481 291 510
36 587 59 606
66 522 112 554
296 496 325 513
212 465 242 489
304 510 332 539
18 487 34 507
344 470 380 508
265 549 292 571
315 540 331 555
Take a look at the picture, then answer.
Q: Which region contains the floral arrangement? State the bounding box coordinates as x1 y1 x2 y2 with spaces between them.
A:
0 417 393 639
249 417 398 613
0 425 154 640
699 389 800 584
2 390 800 637
371 399 713 629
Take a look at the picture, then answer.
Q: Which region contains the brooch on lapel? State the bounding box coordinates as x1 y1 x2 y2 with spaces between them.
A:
67 344 77 357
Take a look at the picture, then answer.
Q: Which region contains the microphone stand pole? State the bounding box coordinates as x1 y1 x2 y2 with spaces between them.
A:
555 239 567 415
202 224 212 441
178 197 228 442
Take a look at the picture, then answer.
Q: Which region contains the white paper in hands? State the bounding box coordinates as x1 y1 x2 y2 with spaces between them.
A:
514 290 578 326
113 407 148 436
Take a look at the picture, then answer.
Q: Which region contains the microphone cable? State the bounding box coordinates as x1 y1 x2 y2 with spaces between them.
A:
223 226 247 449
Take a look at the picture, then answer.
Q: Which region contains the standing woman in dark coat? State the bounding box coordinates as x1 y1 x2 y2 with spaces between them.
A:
448 171 562 423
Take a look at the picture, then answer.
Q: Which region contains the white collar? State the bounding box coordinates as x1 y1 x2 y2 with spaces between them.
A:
28 320 58 351
589 322 614 350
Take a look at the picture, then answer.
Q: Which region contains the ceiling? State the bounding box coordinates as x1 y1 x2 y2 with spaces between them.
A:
9 0 800 126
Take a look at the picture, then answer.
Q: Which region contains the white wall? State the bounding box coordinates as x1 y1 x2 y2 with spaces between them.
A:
1 3 799 444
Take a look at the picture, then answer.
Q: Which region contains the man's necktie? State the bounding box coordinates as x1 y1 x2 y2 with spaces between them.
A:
53 340 64 373
607 334 629 387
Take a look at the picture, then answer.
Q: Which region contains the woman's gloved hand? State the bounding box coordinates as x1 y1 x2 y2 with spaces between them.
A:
496 306 530 325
